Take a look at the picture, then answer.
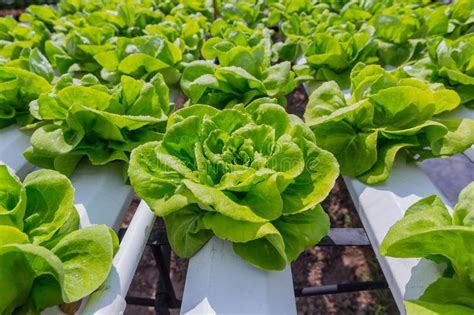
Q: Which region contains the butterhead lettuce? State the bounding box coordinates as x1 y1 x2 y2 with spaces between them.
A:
408 33 474 108
129 101 339 270
305 63 474 185
296 23 378 89
94 36 182 85
180 54 296 108
0 165 117 314
368 5 424 67
24 73 171 176
0 66 52 129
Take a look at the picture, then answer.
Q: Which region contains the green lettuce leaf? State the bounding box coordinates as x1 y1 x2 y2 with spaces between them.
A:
368 5 425 66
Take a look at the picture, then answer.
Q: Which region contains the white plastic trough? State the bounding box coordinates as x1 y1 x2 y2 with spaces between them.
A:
181 238 296 315
0 125 33 177
301 73 473 314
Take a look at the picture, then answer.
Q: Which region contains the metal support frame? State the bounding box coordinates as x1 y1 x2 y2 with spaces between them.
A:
124 226 388 314
295 281 388 297
151 241 182 314
293 228 388 297
124 227 182 314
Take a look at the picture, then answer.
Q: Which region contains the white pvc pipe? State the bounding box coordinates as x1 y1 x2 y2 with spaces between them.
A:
181 237 296 315
83 201 156 314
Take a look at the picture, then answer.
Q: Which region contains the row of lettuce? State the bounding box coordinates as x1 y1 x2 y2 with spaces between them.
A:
0 0 472 182
0 0 473 314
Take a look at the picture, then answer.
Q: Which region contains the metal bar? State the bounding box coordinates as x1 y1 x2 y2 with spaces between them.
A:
161 243 181 308
125 297 155 307
151 243 182 312
148 226 182 311
117 228 127 242
295 281 388 297
126 227 373 311
123 228 182 313
153 244 171 315
317 228 370 246
0 126 34 179
145 227 371 247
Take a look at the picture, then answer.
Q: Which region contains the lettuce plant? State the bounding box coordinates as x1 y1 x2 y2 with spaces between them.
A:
369 5 424 67
94 35 182 85
156 0 213 19
56 0 210 18
44 24 116 75
202 18 272 64
145 13 209 62
271 5 347 63
0 16 49 62
272 14 314 63
0 165 118 314
129 101 339 270
0 66 52 129
36 1 164 36
4 48 54 82
295 23 377 89
220 0 266 27
25 2 200 79
20 5 59 32
304 63 474 185
24 73 171 176
181 41 296 108
85 3 163 37
22 0 164 37
56 0 113 15
205 18 273 55
338 1 374 27
424 0 473 38
381 182 474 314
408 33 474 108
266 0 318 25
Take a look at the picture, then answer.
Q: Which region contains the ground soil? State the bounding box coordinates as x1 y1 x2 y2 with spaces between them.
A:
122 86 399 315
